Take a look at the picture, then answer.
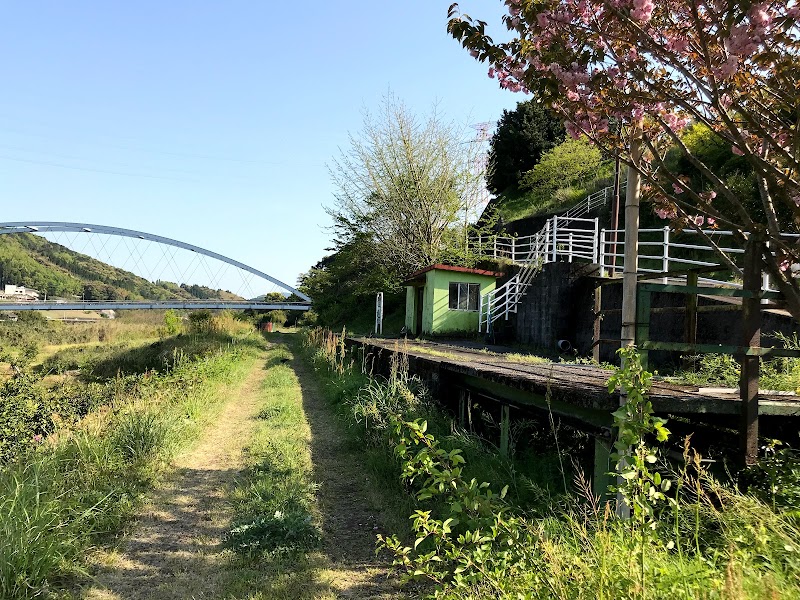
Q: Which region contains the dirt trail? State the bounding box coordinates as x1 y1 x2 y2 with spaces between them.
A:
293 357 407 599
82 345 407 599
83 359 267 600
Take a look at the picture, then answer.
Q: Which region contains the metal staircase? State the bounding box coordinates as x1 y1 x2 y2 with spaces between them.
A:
478 184 793 332
478 184 623 332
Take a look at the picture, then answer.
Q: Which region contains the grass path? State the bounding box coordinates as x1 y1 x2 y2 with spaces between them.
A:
293 353 405 599
80 339 406 599
82 354 267 599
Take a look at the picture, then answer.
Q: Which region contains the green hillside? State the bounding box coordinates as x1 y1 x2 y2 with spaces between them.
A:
0 233 242 301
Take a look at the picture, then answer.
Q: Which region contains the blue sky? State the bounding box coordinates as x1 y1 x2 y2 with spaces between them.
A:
1 1 520 293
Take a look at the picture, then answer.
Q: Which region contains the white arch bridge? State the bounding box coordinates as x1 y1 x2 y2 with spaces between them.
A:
0 222 311 312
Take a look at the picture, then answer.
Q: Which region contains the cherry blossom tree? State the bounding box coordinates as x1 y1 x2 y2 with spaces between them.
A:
448 0 800 318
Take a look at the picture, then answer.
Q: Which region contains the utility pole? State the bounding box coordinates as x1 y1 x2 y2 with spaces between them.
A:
617 131 642 519
620 133 642 348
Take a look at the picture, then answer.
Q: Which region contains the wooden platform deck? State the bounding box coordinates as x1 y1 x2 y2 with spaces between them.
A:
349 337 800 433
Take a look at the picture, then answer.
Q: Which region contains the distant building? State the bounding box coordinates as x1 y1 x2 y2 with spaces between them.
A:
1 284 40 301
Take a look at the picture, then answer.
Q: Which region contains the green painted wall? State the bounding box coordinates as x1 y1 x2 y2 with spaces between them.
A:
405 286 416 331
405 269 497 335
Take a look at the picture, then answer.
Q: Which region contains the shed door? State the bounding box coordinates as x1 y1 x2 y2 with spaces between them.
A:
415 286 424 335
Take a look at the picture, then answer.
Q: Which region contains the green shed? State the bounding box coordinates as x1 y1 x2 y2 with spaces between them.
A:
403 264 502 335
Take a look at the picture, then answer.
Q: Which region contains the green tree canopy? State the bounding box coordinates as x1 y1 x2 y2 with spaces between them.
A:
487 100 565 196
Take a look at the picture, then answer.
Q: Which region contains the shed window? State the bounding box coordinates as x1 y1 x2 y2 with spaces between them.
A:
448 282 480 311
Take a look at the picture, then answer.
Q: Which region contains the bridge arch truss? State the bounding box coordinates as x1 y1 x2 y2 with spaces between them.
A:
0 222 310 311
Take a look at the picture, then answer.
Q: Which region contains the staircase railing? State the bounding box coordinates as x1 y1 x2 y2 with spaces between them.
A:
477 183 621 332
477 182 799 333
479 183 625 264
478 215 600 332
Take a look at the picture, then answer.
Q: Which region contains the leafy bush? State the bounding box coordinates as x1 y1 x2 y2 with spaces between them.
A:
157 309 183 337
225 510 320 556
740 442 800 516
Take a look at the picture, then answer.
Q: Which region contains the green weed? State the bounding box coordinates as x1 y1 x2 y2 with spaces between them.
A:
0 324 261 598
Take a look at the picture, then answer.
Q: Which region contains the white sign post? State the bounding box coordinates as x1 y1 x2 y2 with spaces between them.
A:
375 292 384 336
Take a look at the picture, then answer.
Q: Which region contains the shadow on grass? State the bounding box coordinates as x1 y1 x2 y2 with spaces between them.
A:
290 343 410 598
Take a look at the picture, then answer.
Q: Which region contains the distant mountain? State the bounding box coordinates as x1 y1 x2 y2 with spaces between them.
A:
0 233 243 301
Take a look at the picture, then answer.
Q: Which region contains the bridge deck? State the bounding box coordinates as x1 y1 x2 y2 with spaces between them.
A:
0 301 310 311
349 338 800 432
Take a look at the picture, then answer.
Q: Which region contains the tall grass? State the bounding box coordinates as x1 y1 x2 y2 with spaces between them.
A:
302 328 800 599
0 322 262 598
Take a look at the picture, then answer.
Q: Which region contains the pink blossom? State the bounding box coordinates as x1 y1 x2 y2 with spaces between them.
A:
32 434 43 444
717 54 739 78
672 182 684 194
655 207 678 219
565 121 583 139
631 0 655 22
749 4 773 28
692 215 705 226
707 217 716 225
536 12 549 27
665 35 689 53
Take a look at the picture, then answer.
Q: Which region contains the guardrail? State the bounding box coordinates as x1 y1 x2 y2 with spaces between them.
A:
476 180 799 332
599 228 800 293
0 300 312 311
478 215 600 332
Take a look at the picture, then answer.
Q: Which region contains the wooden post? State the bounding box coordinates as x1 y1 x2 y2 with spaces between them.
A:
467 391 473 432
617 131 642 520
593 436 613 500
740 237 762 466
499 404 511 457
686 271 698 350
620 135 642 349
593 282 602 363
458 389 467 427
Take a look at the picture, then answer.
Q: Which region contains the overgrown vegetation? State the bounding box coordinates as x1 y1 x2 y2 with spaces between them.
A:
0 313 262 598
303 329 800 599
225 343 321 558
677 333 800 392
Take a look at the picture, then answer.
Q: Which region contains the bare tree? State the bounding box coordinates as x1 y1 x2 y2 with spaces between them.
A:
327 94 484 278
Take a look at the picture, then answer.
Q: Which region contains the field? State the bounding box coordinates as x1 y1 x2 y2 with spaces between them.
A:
1 317 798 599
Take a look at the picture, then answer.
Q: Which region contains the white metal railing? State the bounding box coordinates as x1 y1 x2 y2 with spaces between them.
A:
477 183 622 332
599 229 800 293
478 215 600 331
477 180 800 331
